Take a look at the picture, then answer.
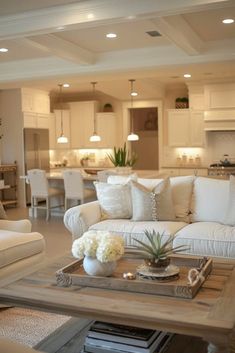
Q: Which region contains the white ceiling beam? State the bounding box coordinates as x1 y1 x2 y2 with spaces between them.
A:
22 35 94 65
151 15 205 55
0 0 233 40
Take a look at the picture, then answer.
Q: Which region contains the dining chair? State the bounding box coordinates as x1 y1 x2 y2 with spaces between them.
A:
62 170 96 210
27 169 64 221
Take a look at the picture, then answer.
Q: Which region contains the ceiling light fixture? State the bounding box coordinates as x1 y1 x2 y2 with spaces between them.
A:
89 82 101 142
127 79 139 142
0 48 8 52
57 84 68 144
56 26 65 30
131 91 138 97
106 33 117 38
184 73 191 78
63 83 70 88
222 18 234 24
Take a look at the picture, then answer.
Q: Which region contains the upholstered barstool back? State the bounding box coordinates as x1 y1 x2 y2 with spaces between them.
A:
27 169 64 221
63 170 96 210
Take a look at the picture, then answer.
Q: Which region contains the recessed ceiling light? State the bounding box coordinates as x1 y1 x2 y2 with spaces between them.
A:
0 48 8 52
222 18 234 24
56 26 65 30
184 73 191 78
63 83 70 88
87 13 94 19
131 92 138 96
106 33 117 39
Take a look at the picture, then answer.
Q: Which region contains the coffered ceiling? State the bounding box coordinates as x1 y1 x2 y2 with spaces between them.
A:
0 0 235 99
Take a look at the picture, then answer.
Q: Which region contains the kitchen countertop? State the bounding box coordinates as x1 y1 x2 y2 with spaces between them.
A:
162 165 208 169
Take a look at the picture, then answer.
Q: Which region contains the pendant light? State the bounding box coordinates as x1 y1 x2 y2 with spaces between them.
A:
127 79 139 141
57 83 68 144
89 81 101 142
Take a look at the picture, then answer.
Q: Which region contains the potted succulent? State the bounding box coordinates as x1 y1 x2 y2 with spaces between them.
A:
133 230 189 270
107 143 137 171
103 103 113 112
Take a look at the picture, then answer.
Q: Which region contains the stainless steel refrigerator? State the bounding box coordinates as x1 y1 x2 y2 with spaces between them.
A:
24 128 50 204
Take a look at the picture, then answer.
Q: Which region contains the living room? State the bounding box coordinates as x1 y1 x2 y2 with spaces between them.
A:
0 1 235 353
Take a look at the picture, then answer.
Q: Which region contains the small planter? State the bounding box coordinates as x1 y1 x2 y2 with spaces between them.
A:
144 257 171 272
83 256 117 277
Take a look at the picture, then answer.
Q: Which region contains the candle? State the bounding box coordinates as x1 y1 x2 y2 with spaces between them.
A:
123 272 136 280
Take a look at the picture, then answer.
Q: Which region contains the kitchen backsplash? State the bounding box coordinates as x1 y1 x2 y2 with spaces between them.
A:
49 148 113 168
163 131 235 167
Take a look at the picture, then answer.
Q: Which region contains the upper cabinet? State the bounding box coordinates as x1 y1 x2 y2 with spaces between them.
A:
96 112 117 148
69 101 98 149
168 109 204 147
69 102 117 149
205 83 235 109
21 88 50 114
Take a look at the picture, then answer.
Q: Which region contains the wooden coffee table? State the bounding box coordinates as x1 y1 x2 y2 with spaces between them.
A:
0 254 234 353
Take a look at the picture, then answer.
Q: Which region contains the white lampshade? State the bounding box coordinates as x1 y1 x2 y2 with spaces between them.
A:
57 134 68 144
89 133 101 142
127 132 139 141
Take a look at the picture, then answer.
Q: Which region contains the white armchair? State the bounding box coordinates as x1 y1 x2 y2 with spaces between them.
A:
0 219 45 286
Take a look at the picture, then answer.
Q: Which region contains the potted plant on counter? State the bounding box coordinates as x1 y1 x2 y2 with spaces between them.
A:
106 143 137 174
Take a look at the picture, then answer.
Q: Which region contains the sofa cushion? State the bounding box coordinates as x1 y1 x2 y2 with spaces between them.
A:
94 182 132 219
190 177 229 223
130 179 175 222
89 220 187 246
174 222 235 258
137 178 162 190
223 175 235 226
0 230 45 269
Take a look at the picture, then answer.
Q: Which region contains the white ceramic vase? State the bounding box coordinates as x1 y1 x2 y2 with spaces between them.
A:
83 256 117 277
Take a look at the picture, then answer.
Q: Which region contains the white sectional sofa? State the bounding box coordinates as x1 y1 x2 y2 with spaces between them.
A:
64 175 235 259
0 219 45 285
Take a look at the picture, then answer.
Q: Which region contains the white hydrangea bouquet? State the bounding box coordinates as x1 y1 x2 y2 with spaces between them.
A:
72 230 125 263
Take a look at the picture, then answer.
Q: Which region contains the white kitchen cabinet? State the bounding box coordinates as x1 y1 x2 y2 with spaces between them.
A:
48 114 56 149
21 88 50 114
168 109 204 147
189 94 205 110
205 83 235 109
69 101 98 149
23 113 50 129
96 112 116 148
161 167 208 177
168 110 190 147
54 109 70 149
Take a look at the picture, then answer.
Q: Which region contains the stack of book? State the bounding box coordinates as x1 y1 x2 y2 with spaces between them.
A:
83 321 173 353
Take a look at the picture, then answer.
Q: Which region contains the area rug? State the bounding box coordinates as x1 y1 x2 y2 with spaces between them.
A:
0 307 71 347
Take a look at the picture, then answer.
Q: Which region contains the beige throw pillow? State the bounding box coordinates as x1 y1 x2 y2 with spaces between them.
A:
94 182 132 219
130 178 175 221
223 175 235 226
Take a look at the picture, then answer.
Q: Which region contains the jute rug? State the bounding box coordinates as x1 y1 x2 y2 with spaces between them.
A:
0 307 71 347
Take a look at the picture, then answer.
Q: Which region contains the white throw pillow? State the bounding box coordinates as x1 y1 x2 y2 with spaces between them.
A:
94 182 132 219
190 177 230 223
107 174 137 185
130 178 175 221
223 175 235 226
170 176 195 219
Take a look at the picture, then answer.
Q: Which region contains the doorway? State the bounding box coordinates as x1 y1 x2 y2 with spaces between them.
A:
130 107 159 170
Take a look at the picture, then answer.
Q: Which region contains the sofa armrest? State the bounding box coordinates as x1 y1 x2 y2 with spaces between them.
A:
0 219 32 233
64 201 102 240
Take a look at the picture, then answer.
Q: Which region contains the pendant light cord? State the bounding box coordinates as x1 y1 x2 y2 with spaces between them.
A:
58 84 64 135
129 79 135 133
91 81 97 134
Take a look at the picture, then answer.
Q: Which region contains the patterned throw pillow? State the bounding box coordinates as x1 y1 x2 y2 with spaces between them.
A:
94 182 132 219
130 178 175 221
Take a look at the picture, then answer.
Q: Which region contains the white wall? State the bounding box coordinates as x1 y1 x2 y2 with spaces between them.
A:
0 89 25 207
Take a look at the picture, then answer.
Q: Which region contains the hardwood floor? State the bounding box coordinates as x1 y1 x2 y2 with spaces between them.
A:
6 206 72 259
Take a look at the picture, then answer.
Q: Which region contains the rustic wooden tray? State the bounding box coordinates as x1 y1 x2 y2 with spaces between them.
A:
55 255 213 299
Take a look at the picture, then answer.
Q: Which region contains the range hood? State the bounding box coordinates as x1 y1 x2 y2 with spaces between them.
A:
204 110 235 131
